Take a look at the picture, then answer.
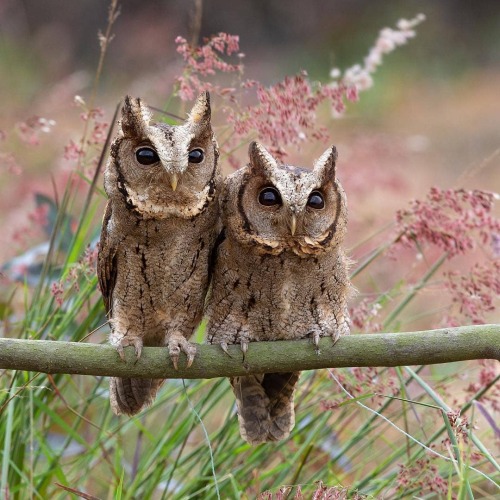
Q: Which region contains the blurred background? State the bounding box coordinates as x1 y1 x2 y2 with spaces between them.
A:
1 0 499 259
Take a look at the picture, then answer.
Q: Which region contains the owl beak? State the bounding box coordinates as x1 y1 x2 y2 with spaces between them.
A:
290 215 297 236
170 173 179 191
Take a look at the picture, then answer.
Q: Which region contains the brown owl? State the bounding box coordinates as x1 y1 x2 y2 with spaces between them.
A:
205 141 351 444
98 92 220 416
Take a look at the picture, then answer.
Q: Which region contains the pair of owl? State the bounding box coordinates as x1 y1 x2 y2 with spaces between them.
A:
98 92 351 445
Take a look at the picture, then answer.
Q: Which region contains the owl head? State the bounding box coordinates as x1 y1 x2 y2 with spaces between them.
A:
223 141 347 256
105 92 219 219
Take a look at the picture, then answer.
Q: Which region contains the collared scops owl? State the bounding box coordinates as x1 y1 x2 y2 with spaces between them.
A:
98 92 221 415
205 141 351 444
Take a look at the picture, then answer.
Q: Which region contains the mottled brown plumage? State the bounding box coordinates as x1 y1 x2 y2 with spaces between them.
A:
98 92 220 415
205 141 351 444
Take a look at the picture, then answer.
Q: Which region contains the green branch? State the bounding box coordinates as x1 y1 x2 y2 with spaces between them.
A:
0 325 498 379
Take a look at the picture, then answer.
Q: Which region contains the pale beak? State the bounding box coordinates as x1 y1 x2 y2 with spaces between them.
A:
170 173 178 191
290 214 297 236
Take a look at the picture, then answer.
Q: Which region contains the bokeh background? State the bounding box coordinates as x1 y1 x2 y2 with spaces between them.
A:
0 0 500 268
1 0 499 266
0 0 500 261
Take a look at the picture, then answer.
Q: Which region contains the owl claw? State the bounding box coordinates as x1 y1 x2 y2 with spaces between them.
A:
333 320 350 344
240 340 249 360
332 330 341 345
117 344 126 361
313 331 319 355
308 330 321 355
312 331 320 347
167 334 197 370
171 353 179 371
186 350 195 368
220 342 231 357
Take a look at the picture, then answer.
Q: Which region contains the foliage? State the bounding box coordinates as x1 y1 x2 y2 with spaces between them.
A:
0 5 499 499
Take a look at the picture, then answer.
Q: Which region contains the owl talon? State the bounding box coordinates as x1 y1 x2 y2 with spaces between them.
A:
332 330 341 345
186 350 195 368
312 331 320 347
220 342 232 357
171 353 179 371
117 345 126 361
134 342 143 360
333 321 350 345
167 334 197 369
240 340 249 360
307 330 321 355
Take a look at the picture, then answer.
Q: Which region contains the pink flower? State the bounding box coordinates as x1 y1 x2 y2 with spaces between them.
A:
64 140 84 161
394 188 500 258
331 14 426 92
0 152 23 175
444 261 500 325
51 281 65 307
446 409 470 442
397 458 448 496
226 72 354 160
173 24 423 163
80 107 105 122
349 298 383 332
15 116 56 146
464 360 500 411
89 121 109 145
175 33 243 101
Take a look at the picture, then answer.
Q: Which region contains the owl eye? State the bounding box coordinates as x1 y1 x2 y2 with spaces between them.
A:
188 148 204 163
136 147 159 165
258 187 282 207
307 191 325 209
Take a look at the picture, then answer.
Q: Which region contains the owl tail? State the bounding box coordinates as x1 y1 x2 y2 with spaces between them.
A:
230 372 301 445
109 377 163 416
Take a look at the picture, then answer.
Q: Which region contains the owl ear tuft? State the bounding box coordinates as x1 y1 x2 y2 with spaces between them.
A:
121 96 151 137
188 91 211 128
248 141 277 174
313 145 338 182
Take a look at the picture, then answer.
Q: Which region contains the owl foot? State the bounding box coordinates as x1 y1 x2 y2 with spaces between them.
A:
115 336 143 362
167 333 197 370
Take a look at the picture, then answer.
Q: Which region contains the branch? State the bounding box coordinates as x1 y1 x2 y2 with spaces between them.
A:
0 325 498 379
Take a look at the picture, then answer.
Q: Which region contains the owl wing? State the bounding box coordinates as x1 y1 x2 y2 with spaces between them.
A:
207 227 226 284
97 201 118 316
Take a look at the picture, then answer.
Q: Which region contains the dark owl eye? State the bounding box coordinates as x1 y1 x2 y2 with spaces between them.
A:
188 148 204 163
136 147 159 165
307 191 325 209
258 187 282 207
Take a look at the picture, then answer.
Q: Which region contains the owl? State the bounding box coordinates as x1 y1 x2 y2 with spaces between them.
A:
98 91 221 416
205 141 351 444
